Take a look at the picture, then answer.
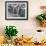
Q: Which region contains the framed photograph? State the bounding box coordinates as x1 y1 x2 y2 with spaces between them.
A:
5 1 28 20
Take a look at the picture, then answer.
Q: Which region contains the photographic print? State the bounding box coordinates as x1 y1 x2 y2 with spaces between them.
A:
5 1 28 20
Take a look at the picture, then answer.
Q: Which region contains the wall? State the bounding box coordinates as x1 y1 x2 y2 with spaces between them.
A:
0 0 46 41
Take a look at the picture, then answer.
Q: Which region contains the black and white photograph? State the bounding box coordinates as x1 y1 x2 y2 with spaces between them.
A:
5 1 28 20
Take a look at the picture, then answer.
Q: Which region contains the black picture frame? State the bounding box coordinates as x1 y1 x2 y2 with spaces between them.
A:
5 1 28 20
